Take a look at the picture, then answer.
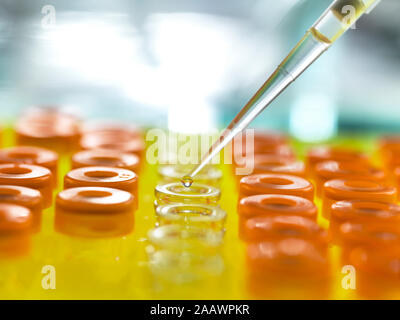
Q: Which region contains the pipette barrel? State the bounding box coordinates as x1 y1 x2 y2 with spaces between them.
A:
185 0 382 182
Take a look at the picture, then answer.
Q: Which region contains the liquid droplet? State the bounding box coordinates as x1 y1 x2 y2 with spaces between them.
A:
181 176 193 188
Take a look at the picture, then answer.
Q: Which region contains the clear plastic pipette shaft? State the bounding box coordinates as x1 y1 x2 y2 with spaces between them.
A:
184 0 381 182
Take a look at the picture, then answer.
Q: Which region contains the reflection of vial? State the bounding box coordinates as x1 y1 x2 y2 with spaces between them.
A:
0 203 34 299
53 187 136 294
51 234 134 295
246 238 331 299
148 224 223 256
155 182 221 206
155 203 226 232
0 258 36 299
0 203 32 259
158 164 222 187
146 225 224 284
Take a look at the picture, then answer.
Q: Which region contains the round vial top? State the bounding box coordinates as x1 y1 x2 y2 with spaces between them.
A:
233 131 289 153
0 146 58 167
238 130 288 147
323 179 397 203
234 143 294 159
239 173 314 201
315 160 386 182
64 166 138 194
251 155 305 177
307 146 369 165
56 187 135 213
239 194 317 220
72 149 140 173
80 131 145 156
0 146 58 187
81 121 142 139
155 182 221 206
16 107 80 139
0 164 52 188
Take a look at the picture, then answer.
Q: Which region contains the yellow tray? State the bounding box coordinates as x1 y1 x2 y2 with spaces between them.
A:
0 128 398 300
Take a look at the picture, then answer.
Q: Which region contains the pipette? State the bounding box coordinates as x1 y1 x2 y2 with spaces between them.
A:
182 0 382 187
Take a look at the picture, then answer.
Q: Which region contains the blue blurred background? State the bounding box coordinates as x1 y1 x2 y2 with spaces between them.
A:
0 0 399 141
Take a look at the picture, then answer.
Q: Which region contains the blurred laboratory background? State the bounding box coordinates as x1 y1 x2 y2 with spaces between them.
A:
0 0 399 141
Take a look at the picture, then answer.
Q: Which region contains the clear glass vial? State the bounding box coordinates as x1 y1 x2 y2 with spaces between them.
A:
146 225 225 283
155 203 226 232
158 164 222 187
155 182 221 206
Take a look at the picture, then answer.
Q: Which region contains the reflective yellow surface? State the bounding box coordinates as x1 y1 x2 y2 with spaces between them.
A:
0 128 399 300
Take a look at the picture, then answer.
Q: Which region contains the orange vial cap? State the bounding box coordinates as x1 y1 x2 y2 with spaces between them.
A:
81 122 142 139
72 149 140 173
0 146 59 187
16 108 81 153
240 215 328 244
315 160 386 197
322 179 397 218
238 194 317 229
378 135 400 166
0 203 33 258
64 166 138 208
239 173 314 201
80 130 145 157
55 187 135 238
236 154 305 178
234 143 294 160
253 159 305 177
233 131 289 151
253 144 294 157
306 146 369 177
0 164 52 208
0 185 43 232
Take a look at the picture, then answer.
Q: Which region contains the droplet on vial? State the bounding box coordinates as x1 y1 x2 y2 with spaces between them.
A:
181 175 193 188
